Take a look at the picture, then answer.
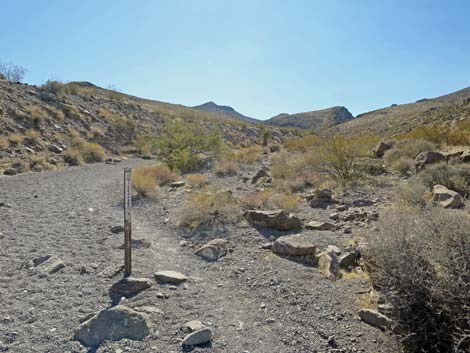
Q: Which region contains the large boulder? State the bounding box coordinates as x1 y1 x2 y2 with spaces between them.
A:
432 185 464 209
182 327 213 346
244 210 301 231
414 151 445 171
372 141 393 158
73 305 150 347
272 235 316 256
109 277 152 298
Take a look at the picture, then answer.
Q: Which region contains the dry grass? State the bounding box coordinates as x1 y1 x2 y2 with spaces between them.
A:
241 190 273 210
26 106 46 126
177 187 238 228
215 160 240 176
137 164 178 186
0 136 9 149
88 126 105 139
63 149 84 166
269 193 301 212
240 190 300 212
25 129 41 143
186 173 209 188
30 156 54 172
8 133 24 145
394 177 429 207
383 139 435 167
65 137 106 165
131 166 161 199
418 162 470 196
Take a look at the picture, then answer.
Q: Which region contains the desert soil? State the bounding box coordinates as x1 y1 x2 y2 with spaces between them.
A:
0 158 391 353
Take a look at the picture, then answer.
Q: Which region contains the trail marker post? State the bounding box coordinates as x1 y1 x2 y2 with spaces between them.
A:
123 168 132 277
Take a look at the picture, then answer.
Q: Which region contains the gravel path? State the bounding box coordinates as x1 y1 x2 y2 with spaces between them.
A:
0 159 389 353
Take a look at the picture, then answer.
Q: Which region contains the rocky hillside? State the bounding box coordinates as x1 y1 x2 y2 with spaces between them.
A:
328 87 470 137
0 79 290 174
193 101 259 124
266 106 354 130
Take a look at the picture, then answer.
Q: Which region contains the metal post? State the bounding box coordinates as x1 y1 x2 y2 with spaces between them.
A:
123 168 132 277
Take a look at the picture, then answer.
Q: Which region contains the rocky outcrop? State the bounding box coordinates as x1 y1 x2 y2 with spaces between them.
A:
432 185 464 208
244 210 302 231
414 151 445 171
372 141 393 158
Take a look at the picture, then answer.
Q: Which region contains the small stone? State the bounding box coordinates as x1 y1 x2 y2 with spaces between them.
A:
339 252 357 268
170 180 185 188
154 271 187 284
109 277 152 298
32 255 65 274
183 320 205 333
110 225 124 234
306 221 336 231
352 199 374 207
358 309 392 330
182 327 212 346
80 265 95 275
326 245 342 255
329 213 340 220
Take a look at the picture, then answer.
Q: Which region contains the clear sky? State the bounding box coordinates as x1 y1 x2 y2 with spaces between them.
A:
1 0 469 119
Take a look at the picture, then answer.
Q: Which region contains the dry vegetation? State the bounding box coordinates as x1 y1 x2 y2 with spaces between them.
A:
131 164 179 199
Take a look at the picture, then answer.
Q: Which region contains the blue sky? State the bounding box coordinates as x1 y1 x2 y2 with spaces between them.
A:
1 0 469 119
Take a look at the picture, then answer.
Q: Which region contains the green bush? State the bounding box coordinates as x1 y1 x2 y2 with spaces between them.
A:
156 120 222 173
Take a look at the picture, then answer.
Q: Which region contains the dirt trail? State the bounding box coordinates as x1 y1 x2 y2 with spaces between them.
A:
0 159 389 353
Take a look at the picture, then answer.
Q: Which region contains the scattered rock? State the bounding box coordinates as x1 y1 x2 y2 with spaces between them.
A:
358 309 392 330
182 320 205 333
73 305 150 347
352 198 374 207
31 255 65 274
109 277 152 298
251 169 270 184
339 252 357 268
110 225 124 234
48 144 63 154
244 209 301 231
182 327 213 346
372 141 393 158
317 251 340 280
194 239 228 262
305 221 336 231
154 271 187 285
432 184 463 208
170 180 186 188
4 168 17 176
272 235 316 256
414 151 445 171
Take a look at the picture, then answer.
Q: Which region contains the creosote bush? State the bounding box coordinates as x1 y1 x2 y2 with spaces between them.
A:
8 133 24 145
186 173 209 188
156 120 222 173
215 160 239 176
367 209 470 353
64 136 106 165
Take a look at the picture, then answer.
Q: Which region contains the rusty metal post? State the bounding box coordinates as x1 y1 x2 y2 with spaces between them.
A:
123 168 132 277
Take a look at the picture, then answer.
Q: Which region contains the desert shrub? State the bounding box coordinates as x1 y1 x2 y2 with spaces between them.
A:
135 134 155 155
241 190 273 210
42 80 70 98
284 134 321 152
30 156 54 172
215 160 239 176
8 133 24 145
25 106 46 127
186 173 209 188
63 149 84 166
69 137 106 163
0 136 8 149
384 139 435 167
131 166 161 199
25 129 40 143
262 128 271 146
88 126 105 139
156 120 222 173
177 187 238 228
367 209 470 353
390 157 414 176
112 114 135 132
224 146 263 165
270 144 281 153
11 160 29 173
398 123 470 146
62 104 81 119
135 164 178 187
419 162 470 196
394 177 429 207
269 193 300 212
0 60 27 81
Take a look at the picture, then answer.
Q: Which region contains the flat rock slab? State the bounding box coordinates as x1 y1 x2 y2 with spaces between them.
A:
31 255 65 274
272 235 316 256
154 271 187 285
305 221 336 231
73 305 150 347
109 277 152 298
244 209 302 231
182 327 212 346
358 309 392 330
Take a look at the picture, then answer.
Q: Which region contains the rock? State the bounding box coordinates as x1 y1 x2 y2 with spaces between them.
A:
154 271 187 284
414 151 445 171
378 303 394 316
244 210 302 231
329 212 339 220
32 255 65 274
141 154 153 160
73 305 150 347
372 141 393 158
182 327 212 346
109 277 152 298
336 204 348 212
4 168 17 176
272 235 316 256
317 251 340 280
460 150 470 163
170 180 185 188
118 238 151 249
194 239 228 262
0 202 12 208
352 199 374 207
48 144 63 153
307 189 333 208
358 309 392 330
110 225 124 234
339 252 357 268
183 320 205 333
99 265 124 278
343 227 352 234
80 265 95 275
326 245 342 255
305 221 336 231
261 242 272 250
251 169 270 184
431 185 463 208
